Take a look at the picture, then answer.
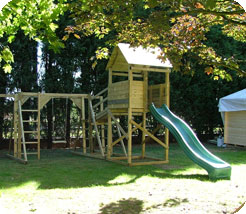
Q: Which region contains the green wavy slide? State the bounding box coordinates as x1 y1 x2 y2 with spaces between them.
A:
150 103 231 180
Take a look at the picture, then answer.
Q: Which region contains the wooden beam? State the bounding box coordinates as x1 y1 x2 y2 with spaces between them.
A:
6 154 27 164
142 124 162 145
70 98 82 110
40 96 51 110
108 110 127 137
93 97 107 109
130 120 168 149
89 99 105 157
100 97 106 153
131 66 171 73
92 87 108 99
13 98 18 158
37 93 41 160
0 94 15 98
128 67 133 165
82 98 86 154
165 72 170 161
130 160 169 166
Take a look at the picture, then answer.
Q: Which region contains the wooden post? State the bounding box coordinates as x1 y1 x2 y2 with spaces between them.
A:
107 113 112 159
107 68 113 159
17 94 22 158
82 98 86 154
165 71 170 161
128 67 133 165
224 112 228 144
37 93 41 160
142 70 148 158
100 96 105 152
13 96 18 158
88 96 93 153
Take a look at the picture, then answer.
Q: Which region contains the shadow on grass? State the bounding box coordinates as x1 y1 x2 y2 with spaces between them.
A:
99 198 143 214
0 143 244 190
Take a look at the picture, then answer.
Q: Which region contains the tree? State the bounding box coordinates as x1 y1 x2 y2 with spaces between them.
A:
0 0 68 72
169 24 246 139
1 0 246 78
69 0 246 79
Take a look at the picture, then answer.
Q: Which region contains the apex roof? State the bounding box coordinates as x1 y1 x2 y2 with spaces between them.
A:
106 43 172 71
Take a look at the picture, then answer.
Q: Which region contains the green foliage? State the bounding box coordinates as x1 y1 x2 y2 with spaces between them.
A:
0 0 68 70
169 25 246 138
70 0 246 77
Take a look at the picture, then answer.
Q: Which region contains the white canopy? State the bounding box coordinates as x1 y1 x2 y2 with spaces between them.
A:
218 89 246 112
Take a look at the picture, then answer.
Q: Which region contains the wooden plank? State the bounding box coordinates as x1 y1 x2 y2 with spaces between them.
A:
110 156 141 161
224 112 228 144
93 97 107 109
18 100 27 161
142 71 148 158
107 113 113 158
92 87 108 98
142 124 161 145
165 72 170 107
108 110 127 137
40 96 51 110
13 99 18 158
112 72 128 77
130 120 168 149
128 67 133 165
112 63 129 72
70 98 82 110
0 94 15 98
130 160 169 166
71 151 106 160
6 154 27 164
22 110 38 112
131 66 171 73
100 96 106 153
89 99 104 157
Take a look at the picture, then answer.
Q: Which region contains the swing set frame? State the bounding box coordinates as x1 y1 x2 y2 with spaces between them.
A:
0 92 90 163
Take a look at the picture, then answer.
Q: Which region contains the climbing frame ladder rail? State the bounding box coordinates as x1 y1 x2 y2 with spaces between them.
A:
18 100 27 161
88 97 105 157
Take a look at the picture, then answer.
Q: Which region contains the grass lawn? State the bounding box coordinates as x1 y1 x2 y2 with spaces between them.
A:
0 143 246 214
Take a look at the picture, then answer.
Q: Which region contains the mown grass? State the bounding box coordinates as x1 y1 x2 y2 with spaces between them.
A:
0 143 246 214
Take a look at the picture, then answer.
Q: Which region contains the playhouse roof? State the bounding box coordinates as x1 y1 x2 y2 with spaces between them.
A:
218 89 246 112
106 43 172 71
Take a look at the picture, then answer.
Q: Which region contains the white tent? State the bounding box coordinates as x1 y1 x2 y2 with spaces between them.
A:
219 89 246 112
218 89 246 146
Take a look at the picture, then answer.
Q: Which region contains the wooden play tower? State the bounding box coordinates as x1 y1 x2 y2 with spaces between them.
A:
2 43 172 166
86 43 173 166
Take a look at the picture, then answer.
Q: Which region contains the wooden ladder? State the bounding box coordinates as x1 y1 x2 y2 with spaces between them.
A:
89 99 105 157
18 100 40 161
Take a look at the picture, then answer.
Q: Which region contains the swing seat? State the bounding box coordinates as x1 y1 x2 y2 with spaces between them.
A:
52 140 66 144
52 138 67 144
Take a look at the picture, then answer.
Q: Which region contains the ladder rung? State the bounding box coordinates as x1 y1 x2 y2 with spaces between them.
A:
22 109 38 112
23 120 38 123
24 131 38 134
22 141 38 144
